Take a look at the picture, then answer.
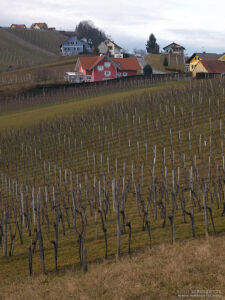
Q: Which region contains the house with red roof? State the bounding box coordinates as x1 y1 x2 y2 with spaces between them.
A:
73 55 141 82
30 23 48 30
10 24 27 29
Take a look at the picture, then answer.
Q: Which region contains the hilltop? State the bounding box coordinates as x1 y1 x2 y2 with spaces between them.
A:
0 28 69 71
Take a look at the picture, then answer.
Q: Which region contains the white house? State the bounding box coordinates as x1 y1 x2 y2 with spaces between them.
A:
163 42 185 55
98 39 123 58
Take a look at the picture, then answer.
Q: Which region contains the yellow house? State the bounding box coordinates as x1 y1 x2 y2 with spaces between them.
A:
186 52 223 72
218 53 225 61
192 60 225 77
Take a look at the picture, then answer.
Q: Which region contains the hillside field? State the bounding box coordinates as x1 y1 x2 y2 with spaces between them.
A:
0 78 224 298
0 28 68 71
0 57 76 95
145 53 185 73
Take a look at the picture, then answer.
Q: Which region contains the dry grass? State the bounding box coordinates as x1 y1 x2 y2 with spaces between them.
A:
1 235 224 300
145 54 185 73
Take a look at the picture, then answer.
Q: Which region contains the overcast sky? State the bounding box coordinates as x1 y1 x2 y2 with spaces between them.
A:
1 0 225 55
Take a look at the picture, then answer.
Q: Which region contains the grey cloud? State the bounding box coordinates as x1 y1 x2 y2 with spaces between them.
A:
1 0 224 54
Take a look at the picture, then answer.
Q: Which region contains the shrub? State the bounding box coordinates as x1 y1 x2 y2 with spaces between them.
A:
143 64 153 75
163 57 168 67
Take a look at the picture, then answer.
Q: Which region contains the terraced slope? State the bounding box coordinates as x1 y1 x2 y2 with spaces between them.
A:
0 28 68 71
6 28 68 55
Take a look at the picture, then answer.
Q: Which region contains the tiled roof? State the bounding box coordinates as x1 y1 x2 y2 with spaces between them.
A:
78 56 103 70
30 23 47 29
200 60 225 74
11 24 26 28
186 52 222 63
163 42 185 50
111 57 141 70
78 56 141 71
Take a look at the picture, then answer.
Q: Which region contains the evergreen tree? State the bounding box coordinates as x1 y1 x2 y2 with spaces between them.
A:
146 34 159 54
143 64 153 75
163 56 168 67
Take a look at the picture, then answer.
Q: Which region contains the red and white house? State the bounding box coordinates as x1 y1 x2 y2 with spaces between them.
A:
73 55 141 82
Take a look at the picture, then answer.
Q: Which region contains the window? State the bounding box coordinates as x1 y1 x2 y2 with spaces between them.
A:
117 72 121 77
123 72 127 77
104 62 111 68
195 56 199 60
97 65 104 71
86 75 91 80
104 71 111 77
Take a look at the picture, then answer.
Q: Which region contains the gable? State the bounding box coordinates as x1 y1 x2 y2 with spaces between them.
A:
163 42 185 51
187 53 222 63
105 40 122 50
92 56 118 70
64 36 79 45
93 57 117 71
30 23 48 29
78 56 117 71
11 24 26 29
218 54 225 61
63 36 90 48
98 42 108 53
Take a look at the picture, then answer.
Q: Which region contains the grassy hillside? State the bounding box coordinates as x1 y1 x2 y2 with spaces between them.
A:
6 28 68 55
145 53 185 72
0 81 186 129
0 57 76 94
0 235 224 299
0 28 68 71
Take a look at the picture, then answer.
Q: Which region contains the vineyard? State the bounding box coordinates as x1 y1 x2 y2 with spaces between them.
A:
0 74 188 114
6 29 68 56
0 28 67 71
0 78 224 283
